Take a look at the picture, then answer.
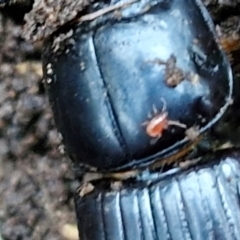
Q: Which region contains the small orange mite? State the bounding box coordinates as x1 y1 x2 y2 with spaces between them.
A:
143 99 186 141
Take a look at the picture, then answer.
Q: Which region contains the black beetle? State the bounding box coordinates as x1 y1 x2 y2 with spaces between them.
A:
75 148 240 240
42 0 233 173
40 0 239 239
2 0 240 239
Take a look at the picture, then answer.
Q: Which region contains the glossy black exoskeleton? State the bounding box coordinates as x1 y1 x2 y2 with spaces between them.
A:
41 0 240 238
40 1 238 238
75 149 240 240
43 0 232 172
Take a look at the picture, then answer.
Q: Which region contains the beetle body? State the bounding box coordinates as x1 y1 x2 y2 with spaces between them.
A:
75 149 240 240
43 0 232 172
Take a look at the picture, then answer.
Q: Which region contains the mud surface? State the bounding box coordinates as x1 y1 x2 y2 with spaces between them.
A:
0 1 240 240
0 6 79 240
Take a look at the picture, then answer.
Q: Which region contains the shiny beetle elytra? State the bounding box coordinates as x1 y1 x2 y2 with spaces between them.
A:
40 0 237 239
43 0 233 173
2 0 240 239
75 149 240 240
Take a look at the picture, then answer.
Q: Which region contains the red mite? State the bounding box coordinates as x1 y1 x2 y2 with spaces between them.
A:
143 99 186 141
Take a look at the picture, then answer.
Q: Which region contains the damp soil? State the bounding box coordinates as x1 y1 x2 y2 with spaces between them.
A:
0 4 79 240
0 1 240 240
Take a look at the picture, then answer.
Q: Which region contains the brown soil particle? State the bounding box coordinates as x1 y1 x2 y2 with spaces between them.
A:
23 0 90 42
217 16 240 55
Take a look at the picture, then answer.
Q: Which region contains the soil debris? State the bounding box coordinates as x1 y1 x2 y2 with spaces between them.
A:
23 0 90 42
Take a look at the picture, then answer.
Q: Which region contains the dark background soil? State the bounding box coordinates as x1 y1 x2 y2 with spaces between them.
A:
0 1 240 240
0 3 79 239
